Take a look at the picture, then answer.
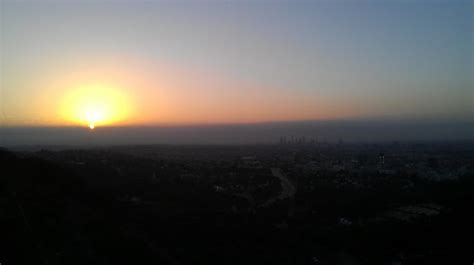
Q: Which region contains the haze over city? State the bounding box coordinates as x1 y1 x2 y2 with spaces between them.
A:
1 0 472 145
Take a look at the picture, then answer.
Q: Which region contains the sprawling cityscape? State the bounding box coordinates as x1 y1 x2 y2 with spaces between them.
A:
2 141 473 264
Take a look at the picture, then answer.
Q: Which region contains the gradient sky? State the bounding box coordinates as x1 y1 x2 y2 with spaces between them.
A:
1 0 472 126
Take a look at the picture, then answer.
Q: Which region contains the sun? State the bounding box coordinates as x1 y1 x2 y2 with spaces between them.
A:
60 83 133 128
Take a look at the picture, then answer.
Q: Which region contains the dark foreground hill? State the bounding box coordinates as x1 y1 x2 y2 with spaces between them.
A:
1 145 473 265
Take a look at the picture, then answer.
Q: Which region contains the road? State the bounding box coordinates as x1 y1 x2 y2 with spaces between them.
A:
260 168 296 208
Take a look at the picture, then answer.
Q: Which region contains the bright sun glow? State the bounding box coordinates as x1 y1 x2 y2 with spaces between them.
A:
60 84 133 128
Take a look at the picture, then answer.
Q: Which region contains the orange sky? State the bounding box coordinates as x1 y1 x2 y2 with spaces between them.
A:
2 56 362 127
2 1 472 128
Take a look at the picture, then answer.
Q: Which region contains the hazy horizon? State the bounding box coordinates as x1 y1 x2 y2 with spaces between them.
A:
2 118 473 147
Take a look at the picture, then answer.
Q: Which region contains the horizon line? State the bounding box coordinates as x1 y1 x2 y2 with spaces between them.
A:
2 116 474 129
